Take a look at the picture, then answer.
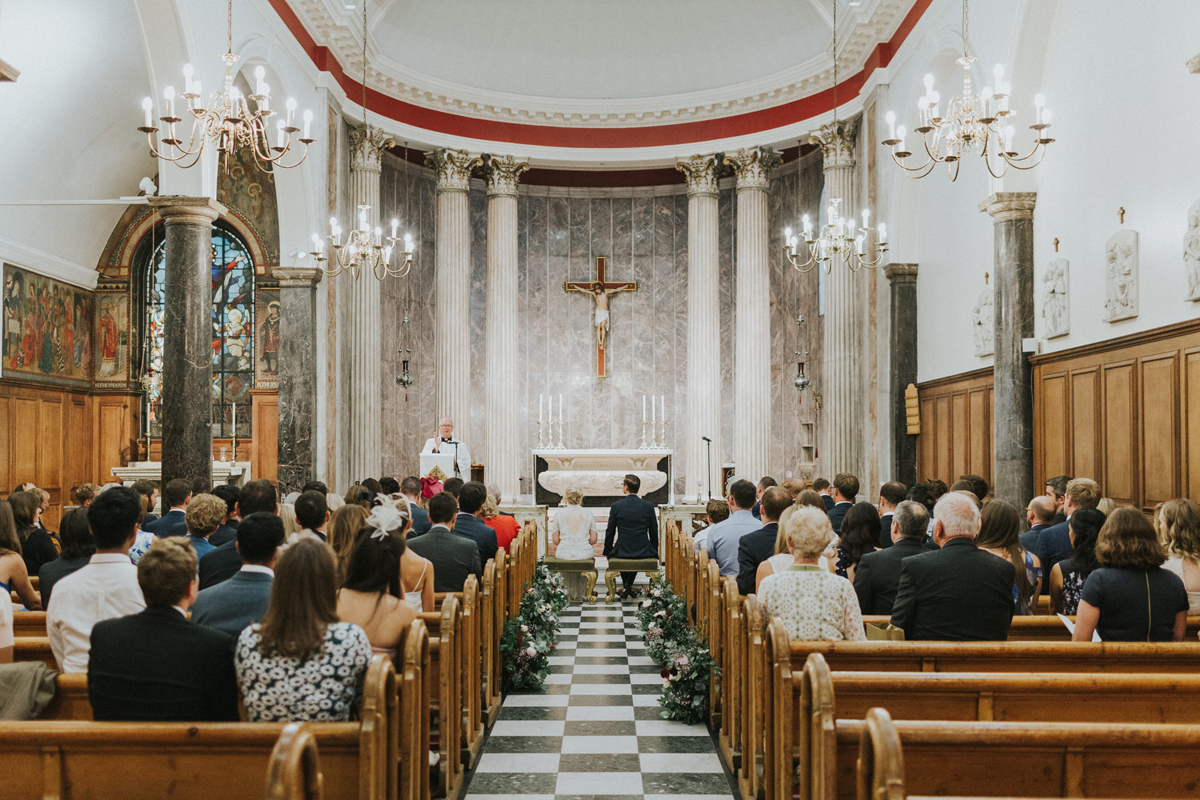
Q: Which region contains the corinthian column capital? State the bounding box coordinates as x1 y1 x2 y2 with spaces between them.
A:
723 147 781 192
426 148 482 193
481 154 529 197
676 154 721 197
809 119 859 171
349 124 394 174
978 192 1037 222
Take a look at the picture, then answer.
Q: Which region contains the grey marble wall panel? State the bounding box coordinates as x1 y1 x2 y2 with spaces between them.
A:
718 187 736 470
673 193 689 493
469 186 488 457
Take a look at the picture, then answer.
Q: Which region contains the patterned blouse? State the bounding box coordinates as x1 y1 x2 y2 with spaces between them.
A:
758 565 868 642
235 622 372 722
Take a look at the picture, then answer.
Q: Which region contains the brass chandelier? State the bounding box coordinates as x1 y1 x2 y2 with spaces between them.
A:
137 0 314 171
881 0 1054 180
310 0 413 280
783 0 888 273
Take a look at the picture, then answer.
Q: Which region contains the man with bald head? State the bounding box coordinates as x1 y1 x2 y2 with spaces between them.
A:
422 417 472 479
1021 496 1057 554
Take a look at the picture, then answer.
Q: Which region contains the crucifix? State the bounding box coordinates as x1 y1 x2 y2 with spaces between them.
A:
564 256 637 379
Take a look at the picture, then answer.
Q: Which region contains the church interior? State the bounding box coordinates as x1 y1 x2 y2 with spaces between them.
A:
3 0 1200 798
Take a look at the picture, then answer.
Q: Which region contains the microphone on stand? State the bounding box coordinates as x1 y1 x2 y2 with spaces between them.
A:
701 437 713 501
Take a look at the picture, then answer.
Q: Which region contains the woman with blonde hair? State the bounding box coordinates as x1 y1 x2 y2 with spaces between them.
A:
1157 498 1200 614
755 504 830 592
551 486 595 600
757 506 866 641
327 504 368 576
481 491 520 552
278 504 301 537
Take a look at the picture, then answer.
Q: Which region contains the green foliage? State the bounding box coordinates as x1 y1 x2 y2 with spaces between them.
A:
500 560 570 692
634 574 719 724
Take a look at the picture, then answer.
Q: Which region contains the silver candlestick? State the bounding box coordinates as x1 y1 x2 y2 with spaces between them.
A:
536 420 546 449
659 417 667 448
556 418 565 449
639 421 649 449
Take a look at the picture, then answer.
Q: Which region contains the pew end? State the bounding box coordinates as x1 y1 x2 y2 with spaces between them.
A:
267 723 325 800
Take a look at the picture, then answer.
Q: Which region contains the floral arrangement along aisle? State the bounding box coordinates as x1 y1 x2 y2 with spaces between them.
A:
635 574 718 724
499 560 570 691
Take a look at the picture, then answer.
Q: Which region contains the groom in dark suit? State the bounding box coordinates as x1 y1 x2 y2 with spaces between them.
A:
604 474 659 599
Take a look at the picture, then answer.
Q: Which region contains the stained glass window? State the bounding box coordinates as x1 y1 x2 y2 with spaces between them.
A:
144 225 255 439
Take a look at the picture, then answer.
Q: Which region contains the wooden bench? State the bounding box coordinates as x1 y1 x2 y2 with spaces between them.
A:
604 557 661 603
860 614 1200 641
12 611 46 637
268 723 325 800
418 594 464 800
0 653 397 800
543 557 598 603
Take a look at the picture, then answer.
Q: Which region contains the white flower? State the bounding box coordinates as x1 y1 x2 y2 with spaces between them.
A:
520 625 528 632
525 646 537 657
654 610 665 618
663 679 671 688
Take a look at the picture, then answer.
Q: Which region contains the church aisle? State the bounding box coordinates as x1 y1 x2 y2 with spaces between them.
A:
463 601 739 800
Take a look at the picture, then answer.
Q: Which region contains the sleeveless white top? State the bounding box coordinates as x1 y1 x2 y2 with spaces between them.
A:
403 560 429 612
554 505 597 561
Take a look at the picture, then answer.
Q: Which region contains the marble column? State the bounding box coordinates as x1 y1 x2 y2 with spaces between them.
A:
810 120 862 485
884 263 918 488
275 265 322 495
148 196 226 489
427 148 481 438
724 147 780 483
346 124 393 483
980 192 1037 506
483 155 528 502
677 154 723 502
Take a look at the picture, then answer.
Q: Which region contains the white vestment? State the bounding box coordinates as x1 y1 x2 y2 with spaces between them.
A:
421 437 472 479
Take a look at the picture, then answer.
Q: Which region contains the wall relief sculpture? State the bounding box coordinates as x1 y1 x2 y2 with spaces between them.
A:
1103 230 1138 323
972 285 994 357
1185 198 1200 301
1042 257 1069 339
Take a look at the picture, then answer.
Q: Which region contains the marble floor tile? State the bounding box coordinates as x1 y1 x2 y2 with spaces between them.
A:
490 720 567 737
566 693 634 706
503 693 570 707
557 753 643 773
483 736 565 753
544 674 574 684
577 634 627 642
571 664 627 674
569 683 632 695
571 673 631 684
638 753 725 773
498 705 569 721
636 720 711 737
642 771 734 795
556 771 644 795
627 655 658 666
565 705 636 721
474 753 561 773
466 772 559 794
563 720 638 737
559 735 641 754
631 673 667 684
632 694 662 706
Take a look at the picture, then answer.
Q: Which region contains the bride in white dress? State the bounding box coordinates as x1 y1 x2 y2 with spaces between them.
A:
551 487 597 599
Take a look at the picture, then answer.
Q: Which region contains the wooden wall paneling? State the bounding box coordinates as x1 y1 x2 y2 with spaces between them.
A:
65 394 91 496
94 394 136 486
951 392 968 479
1102 361 1137 505
12 393 38 490
1186 349 1200 501
1040 373 1069 483
1140 352 1180 510
37 392 64 528
915 369 996 487
0 389 9 493
935 395 951 481
967 387 990 488
250 390 278 484
919 397 935 481
1070 369 1100 485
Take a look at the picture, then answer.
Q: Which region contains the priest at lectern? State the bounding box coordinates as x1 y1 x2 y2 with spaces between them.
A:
422 416 472 480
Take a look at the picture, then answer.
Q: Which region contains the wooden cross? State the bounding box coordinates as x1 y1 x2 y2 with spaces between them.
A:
564 256 636 380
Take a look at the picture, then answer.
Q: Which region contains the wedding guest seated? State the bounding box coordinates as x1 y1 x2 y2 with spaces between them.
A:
795 489 829 513
875 482 907 550
853 501 932 615
1048 508 1104 615
39 507 95 610
975 499 1043 615
337 499 418 660
400 477 431 536
407 493 481 592
48 487 146 672
0 499 41 611
279 504 301 537
831 502 880 582
132 480 159 525
141 479 191 536
327 504 369 577
692 498 730 554
73 484 99 508
180 494 227 559
758 506 867 642
707 479 763 576
236 539 372 721
481 490 520 552
454 482 499 563
344 485 373 510
1156 498 1200 614
735 487 790 595
442 478 464 498
209 484 241 546
88 537 239 721
828 474 858 533
10 490 58 579
400 516 435 613
550 486 596 600
191 512 285 636
889 492 1015 641
754 502 832 593
812 478 835 511
302 481 329 495
1021 495 1057 554
290 491 330 544
198 479 279 589
1073 507 1188 642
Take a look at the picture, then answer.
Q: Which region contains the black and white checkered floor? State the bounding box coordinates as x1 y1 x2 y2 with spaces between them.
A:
463 599 739 800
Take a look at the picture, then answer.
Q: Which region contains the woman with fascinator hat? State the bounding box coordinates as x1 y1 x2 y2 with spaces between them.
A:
335 496 418 662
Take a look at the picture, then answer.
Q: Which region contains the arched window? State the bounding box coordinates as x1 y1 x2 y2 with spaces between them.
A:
142 223 255 439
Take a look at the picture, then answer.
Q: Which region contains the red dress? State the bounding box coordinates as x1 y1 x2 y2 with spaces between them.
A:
485 514 521 552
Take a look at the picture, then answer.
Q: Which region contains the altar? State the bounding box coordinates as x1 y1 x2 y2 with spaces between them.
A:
533 448 672 508
111 461 252 489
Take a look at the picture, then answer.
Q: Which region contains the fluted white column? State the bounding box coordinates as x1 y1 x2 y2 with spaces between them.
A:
810 121 861 485
427 148 481 436
725 147 780 483
677 155 723 502
347 124 392 482
483 155 528 503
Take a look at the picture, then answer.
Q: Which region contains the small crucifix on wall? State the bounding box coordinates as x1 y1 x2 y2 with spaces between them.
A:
564 256 637 380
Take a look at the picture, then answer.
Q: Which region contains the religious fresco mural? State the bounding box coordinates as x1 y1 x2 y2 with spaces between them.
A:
94 292 129 386
217 146 280 264
255 287 280 389
2 263 93 386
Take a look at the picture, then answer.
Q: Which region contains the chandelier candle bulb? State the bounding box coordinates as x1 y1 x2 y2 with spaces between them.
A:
302 109 312 139
1034 93 1046 124
862 208 870 228
254 65 266 96
879 223 888 244
192 83 202 109
142 97 153 128
163 86 175 119
183 63 194 95
404 233 413 252
886 111 896 139
642 395 646 423
539 394 543 424
275 120 285 149
285 97 296 127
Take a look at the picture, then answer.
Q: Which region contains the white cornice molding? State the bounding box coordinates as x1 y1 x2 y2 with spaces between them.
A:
0 237 99 290
285 0 917 127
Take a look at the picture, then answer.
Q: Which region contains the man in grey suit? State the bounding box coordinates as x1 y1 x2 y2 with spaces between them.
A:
407 493 483 593
191 513 285 636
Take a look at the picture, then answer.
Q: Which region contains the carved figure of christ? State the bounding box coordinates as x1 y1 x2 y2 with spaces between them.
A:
563 256 637 379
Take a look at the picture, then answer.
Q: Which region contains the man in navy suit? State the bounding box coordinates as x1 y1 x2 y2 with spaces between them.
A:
875 481 908 550
735 487 791 595
453 482 499 564
827 473 859 534
401 477 432 537
1020 495 1057 553
604 474 659 599
88 537 239 721
191 513 284 636
1035 478 1101 576
141 478 191 536
198 480 278 589
813 478 836 511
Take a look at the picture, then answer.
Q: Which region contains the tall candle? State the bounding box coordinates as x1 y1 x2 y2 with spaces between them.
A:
661 395 665 423
231 402 237 436
642 395 647 423
652 396 656 423
559 395 563 426
539 394 543 423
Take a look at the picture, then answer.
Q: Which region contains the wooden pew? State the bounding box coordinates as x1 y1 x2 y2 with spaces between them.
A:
860 614 1200 641
703 558 722 729
717 579 742 771
13 637 55 668
12 611 46 637
418 594 464 800
267 723 325 800
486 551 506 723
0 654 397 800
395 620 432 800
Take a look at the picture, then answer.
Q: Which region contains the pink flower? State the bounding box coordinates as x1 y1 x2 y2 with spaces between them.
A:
675 654 690 668
525 646 537 657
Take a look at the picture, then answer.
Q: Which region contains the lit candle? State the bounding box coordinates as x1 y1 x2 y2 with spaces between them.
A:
802 214 813 236
1034 93 1045 124
548 394 553 424
163 85 176 118
276 120 286 149
302 109 313 139
878 223 888 244
862 208 870 228
855 235 865 255
255 65 266 96
192 82 202 108
142 97 153 127
1004 125 1016 153
404 233 413 252
785 227 793 245
885 110 896 140
311 232 323 255
660 395 665 424
183 63 195 95
559 394 563 426
643 395 647 423
896 125 906 152
391 218 399 239
981 86 992 117
285 97 296 127
231 402 237 435
539 394 543 423
652 397 656 423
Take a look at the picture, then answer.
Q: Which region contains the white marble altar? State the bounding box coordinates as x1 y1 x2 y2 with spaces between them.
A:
111 461 252 487
534 448 672 501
